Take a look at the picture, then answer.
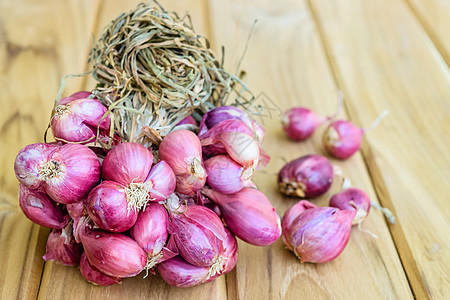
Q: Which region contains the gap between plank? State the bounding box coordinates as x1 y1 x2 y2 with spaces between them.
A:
402 0 450 69
303 0 422 299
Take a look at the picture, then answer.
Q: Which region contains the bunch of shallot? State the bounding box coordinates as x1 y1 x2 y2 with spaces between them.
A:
14 95 281 288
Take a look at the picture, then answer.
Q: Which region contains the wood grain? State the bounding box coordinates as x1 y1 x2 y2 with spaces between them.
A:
0 1 101 299
208 0 413 299
307 0 450 298
405 0 450 66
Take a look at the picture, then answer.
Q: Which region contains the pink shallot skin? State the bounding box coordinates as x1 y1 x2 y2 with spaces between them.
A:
329 187 371 225
130 202 169 257
278 154 334 198
168 205 227 268
156 256 210 288
284 207 356 263
85 181 139 233
80 253 122 286
203 187 281 247
19 184 70 229
102 142 153 186
282 107 326 141
80 229 147 278
43 227 83 266
281 200 317 247
323 120 364 159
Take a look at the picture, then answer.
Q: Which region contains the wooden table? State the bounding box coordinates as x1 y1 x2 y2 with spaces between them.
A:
1 0 449 299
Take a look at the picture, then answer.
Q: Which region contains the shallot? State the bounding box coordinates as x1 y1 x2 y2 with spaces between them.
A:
203 187 281 246
156 256 209 288
329 188 371 225
278 154 333 198
80 253 122 286
282 206 355 263
43 224 83 266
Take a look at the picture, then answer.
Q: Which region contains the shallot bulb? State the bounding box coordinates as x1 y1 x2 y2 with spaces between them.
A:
278 154 333 198
203 188 281 246
204 155 255 194
281 200 317 243
80 229 147 278
168 205 227 273
130 202 169 268
204 227 238 283
14 143 101 204
159 130 206 195
282 207 355 263
282 107 326 141
144 161 176 201
58 91 92 105
176 115 197 126
51 91 111 143
85 181 139 232
19 184 69 229
80 253 121 286
323 120 363 159
329 188 371 225
43 224 83 266
199 106 254 136
156 256 210 288
323 111 389 159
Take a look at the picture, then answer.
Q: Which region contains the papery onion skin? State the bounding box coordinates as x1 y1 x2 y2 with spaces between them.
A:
284 207 355 263
203 188 281 246
156 256 209 288
102 142 153 186
86 181 138 232
145 161 176 201
19 184 69 229
281 200 317 247
130 202 168 257
159 130 206 195
281 107 325 141
323 120 364 159
278 154 333 198
168 205 226 267
43 144 101 204
204 155 255 194
80 229 147 278
43 227 83 266
329 188 371 225
80 253 122 286
14 143 58 189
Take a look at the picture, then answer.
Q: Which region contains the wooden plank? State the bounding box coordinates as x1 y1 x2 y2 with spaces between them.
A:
0 0 101 299
37 1 227 299
307 0 450 298
208 0 413 299
404 0 450 66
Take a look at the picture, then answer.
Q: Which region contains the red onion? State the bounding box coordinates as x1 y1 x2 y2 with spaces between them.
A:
168 205 226 269
176 115 197 126
130 202 168 268
204 155 255 194
43 225 83 266
58 91 93 105
80 229 147 278
323 120 363 159
86 181 139 232
19 184 69 229
323 111 388 159
159 130 206 195
156 256 209 288
14 143 58 189
282 107 326 141
204 227 238 283
281 200 317 243
144 161 176 201
278 154 333 198
283 207 355 263
80 253 121 286
102 142 153 186
51 92 110 144
15 143 101 204
330 188 371 225
203 188 281 246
